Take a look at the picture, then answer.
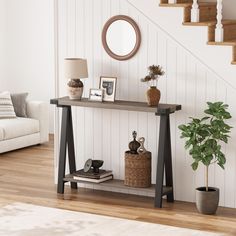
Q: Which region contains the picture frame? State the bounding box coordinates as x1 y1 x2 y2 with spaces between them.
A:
89 88 103 102
99 76 117 102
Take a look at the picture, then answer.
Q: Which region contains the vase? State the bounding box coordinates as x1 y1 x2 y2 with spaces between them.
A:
128 131 140 154
146 86 161 106
68 86 83 100
67 79 84 100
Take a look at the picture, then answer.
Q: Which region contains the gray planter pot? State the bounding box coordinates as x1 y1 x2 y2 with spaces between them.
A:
196 187 219 215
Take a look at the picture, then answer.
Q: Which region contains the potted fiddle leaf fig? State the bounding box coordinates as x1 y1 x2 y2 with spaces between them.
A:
178 102 232 215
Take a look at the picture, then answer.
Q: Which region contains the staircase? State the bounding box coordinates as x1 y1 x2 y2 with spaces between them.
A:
159 0 236 65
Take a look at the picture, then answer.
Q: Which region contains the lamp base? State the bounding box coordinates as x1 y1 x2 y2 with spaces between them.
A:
67 79 84 100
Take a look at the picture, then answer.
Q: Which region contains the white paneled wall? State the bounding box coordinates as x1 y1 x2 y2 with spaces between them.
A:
0 0 6 88
1 0 55 132
57 0 236 208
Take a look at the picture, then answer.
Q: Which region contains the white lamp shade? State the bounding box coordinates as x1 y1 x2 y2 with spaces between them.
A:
64 58 88 79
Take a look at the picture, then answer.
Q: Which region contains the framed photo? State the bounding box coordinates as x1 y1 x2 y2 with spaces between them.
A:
89 88 103 102
99 76 117 102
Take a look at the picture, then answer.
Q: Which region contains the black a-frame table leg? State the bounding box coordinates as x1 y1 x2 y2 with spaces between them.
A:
57 107 68 194
67 107 77 190
57 106 77 194
154 114 174 208
164 115 174 203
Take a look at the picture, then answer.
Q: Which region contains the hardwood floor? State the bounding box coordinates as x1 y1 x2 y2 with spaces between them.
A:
0 136 236 235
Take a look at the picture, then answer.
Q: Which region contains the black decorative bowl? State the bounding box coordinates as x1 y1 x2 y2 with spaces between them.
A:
92 160 104 173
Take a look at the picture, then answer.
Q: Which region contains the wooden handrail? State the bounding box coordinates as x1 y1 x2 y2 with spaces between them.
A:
215 0 224 42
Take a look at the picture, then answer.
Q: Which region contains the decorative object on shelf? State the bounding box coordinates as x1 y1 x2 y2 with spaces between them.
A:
72 175 113 183
89 88 103 102
99 76 117 102
141 65 165 107
64 58 88 100
84 159 93 172
76 160 112 183
124 151 151 188
73 169 112 180
92 160 104 173
179 102 232 215
128 131 141 154
83 159 104 173
137 137 147 154
125 132 151 188
102 15 141 61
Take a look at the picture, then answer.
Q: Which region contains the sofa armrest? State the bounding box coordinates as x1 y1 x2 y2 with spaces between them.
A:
27 101 49 143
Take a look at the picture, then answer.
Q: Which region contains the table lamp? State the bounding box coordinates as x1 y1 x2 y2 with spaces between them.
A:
64 58 88 100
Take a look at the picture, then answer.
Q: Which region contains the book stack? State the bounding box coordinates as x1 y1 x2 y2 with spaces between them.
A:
73 169 113 183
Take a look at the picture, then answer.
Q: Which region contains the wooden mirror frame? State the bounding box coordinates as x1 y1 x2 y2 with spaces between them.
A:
102 15 141 61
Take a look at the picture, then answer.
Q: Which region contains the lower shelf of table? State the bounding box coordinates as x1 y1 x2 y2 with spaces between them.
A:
64 175 172 197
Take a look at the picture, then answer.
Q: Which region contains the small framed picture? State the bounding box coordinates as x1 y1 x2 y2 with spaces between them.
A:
99 76 117 102
89 88 103 102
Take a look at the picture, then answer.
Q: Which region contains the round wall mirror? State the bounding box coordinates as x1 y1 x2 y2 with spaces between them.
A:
102 15 141 61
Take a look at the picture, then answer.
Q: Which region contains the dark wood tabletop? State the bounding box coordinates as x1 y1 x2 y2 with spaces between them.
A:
51 97 181 115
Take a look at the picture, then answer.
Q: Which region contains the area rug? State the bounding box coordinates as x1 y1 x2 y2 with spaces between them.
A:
0 203 224 236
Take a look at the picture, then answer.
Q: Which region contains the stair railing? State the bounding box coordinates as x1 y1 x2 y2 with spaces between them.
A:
191 0 200 22
215 0 224 42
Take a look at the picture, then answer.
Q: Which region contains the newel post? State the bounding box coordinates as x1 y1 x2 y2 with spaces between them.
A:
215 0 224 42
191 0 200 22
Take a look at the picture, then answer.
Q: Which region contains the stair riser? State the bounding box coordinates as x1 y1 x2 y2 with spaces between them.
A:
225 25 236 41
208 24 236 41
184 6 216 23
208 26 215 42
233 47 236 63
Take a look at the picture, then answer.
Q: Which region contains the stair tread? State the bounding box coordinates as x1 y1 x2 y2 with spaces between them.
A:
208 39 236 46
159 2 217 8
183 20 236 26
183 21 216 26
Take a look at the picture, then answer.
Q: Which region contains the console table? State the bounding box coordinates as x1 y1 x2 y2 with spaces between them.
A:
51 97 181 208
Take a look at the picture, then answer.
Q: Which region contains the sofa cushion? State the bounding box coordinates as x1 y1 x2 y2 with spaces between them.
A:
0 91 16 119
0 117 39 141
11 93 28 117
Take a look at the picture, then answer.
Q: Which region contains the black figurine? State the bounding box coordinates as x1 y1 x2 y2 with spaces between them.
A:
92 160 104 173
128 131 141 154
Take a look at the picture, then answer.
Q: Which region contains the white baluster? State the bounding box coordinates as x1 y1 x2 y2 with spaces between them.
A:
215 0 224 42
168 0 177 3
191 0 200 22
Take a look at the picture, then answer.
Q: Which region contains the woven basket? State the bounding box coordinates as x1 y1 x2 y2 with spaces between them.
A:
124 151 151 188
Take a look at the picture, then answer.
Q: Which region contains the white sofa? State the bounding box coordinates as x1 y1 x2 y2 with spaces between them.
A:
0 101 49 153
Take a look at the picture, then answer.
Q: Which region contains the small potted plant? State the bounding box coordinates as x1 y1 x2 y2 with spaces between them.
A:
178 102 232 214
141 65 165 106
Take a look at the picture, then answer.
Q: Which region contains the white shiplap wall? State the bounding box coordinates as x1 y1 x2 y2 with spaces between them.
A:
0 0 6 89
56 0 236 208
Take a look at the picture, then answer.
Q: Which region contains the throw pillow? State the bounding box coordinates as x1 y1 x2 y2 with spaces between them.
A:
11 93 28 117
0 91 16 119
